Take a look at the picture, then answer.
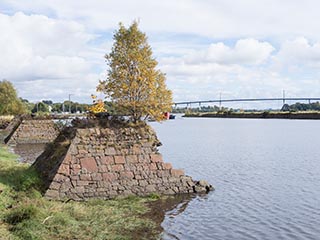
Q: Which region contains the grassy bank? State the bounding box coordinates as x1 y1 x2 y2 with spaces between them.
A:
0 145 160 240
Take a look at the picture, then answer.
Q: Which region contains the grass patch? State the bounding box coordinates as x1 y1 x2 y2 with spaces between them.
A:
0 145 160 240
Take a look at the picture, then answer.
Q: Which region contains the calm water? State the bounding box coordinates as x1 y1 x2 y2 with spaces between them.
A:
150 117 320 240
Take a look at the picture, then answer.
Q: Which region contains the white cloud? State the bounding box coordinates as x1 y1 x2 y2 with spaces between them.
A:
184 39 274 65
3 0 320 39
274 37 320 68
0 12 102 102
159 38 275 91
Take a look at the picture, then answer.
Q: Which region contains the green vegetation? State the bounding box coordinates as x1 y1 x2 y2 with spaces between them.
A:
0 80 27 115
97 21 173 122
0 145 160 240
175 102 320 115
172 105 224 114
281 102 320 111
184 110 320 119
31 102 49 113
16 99 121 115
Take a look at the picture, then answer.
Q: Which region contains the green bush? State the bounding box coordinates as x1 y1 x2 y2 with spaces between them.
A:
15 167 42 192
3 205 38 225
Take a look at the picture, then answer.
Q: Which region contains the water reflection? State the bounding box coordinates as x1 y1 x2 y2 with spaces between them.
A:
1 128 46 164
161 193 210 240
145 194 199 239
11 143 47 164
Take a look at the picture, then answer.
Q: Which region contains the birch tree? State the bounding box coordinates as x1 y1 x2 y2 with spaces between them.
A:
97 21 173 122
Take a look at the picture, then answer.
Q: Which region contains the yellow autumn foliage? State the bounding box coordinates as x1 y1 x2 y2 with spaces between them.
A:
88 99 106 114
97 21 173 122
88 94 106 115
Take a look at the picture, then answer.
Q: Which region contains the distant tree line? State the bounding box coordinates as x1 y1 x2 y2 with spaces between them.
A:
173 102 320 114
20 99 119 115
0 79 120 116
172 105 231 113
281 102 320 111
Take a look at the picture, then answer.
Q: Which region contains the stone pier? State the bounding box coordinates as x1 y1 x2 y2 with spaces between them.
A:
33 122 212 201
5 118 60 145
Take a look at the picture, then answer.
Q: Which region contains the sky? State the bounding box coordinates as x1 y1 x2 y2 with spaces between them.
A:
1 0 320 108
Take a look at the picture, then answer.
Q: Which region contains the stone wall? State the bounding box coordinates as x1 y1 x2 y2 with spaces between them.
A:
5 119 60 145
4 115 22 132
33 124 212 201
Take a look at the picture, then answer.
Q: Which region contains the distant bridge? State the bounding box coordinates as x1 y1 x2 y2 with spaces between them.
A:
173 97 320 106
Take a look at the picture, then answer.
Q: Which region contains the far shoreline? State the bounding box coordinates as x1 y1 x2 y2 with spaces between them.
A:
183 111 320 120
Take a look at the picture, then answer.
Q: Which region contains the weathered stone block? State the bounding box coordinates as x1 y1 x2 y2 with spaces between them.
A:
97 165 109 173
91 173 102 181
100 156 115 165
138 180 148 187
58 164 70 175
79 174 92 181
64 154 72 163
105 147 117 155
126 155 138 163
102 172 118 182
131 145 142 154
111 164 124 172
49 181 60 190
80 157 98 172
156 162 164 170
168 177 179 183
150 154 163 163
74 186 85 193
171 169 185 177
138 154 149 163
119 171 134 179
157 170 170 178
134 174 143 180
45 189 60 199
78 149 88 155
163 162 172 170
145 185 157 193
70 175 80 181
77 180 89 186
114 156 125 164
97 181 112 188
150 163 157 170
53 174 67 182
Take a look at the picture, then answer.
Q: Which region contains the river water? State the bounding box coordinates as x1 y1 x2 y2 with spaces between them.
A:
150 117 320 240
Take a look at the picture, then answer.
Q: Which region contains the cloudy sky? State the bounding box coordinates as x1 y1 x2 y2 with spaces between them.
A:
1 0 320 108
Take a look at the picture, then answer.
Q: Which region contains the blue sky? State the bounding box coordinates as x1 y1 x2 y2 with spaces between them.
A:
1 0 320 109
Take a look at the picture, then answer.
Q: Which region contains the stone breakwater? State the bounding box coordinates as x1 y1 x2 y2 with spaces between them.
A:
33 125 213 201
5 119 60 145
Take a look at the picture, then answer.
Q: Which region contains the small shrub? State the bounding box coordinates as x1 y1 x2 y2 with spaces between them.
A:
16 167 42 192
148 193 160 200
3 205 38 225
